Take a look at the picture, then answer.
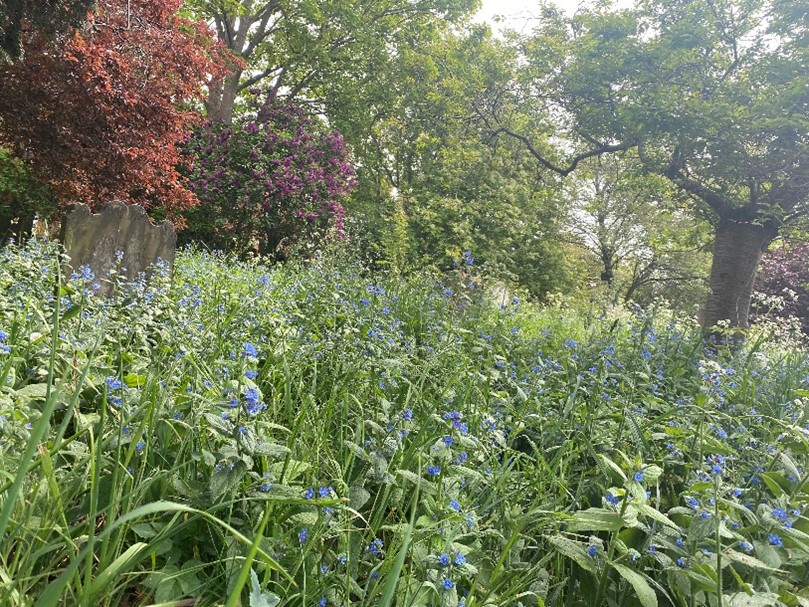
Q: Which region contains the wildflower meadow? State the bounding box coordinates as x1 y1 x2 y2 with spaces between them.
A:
0 239 807 607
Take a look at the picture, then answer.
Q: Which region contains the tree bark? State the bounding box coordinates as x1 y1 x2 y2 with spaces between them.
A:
205 71 243 124
702 220 777 330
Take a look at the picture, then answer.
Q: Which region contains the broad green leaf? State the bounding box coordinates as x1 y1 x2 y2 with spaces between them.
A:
723 549 785 573
14 383 49 398
250 569 280 607
210 460 248 501
566 508 625 532
350 485 371 510
638 504 678 530
612 563 657 607
726 592 781 607
547 536 597 574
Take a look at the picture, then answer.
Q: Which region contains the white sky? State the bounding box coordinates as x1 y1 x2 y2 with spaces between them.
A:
475 0 633 33
476 0 581 33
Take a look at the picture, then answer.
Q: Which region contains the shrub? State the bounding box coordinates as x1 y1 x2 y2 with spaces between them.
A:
753 242 809 336
181 94 356 258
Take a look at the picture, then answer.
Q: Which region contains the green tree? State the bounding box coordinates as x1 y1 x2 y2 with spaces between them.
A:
567 154 711 308
483 0 809 331
342 24 577 296
183 0 479 123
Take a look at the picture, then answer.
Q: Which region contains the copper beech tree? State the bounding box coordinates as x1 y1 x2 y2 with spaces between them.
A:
0 0 227 235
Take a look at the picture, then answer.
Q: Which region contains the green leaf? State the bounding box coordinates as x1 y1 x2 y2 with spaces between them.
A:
638 504 679 530
641 465 663 482
596 455 627 481
204 412 233 438
250 569 280 607
123 373 147 388
723 549 785 574
344 440 370 462
350 485 371 510
566 508 625 532
726 592 781 607
210 460 248 501
253 442 291 458
60 304 82 322
761 473 788 498
612 563 657 607
547 536 597 573
87 542 150 600
14 383 50 399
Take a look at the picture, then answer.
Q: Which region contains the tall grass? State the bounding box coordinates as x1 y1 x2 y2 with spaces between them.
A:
0 239 807 607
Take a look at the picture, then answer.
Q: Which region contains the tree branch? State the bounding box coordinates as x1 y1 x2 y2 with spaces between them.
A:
489 127 633 177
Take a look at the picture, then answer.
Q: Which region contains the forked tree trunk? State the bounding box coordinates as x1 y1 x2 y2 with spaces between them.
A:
205 71 243 124
702 220 777 331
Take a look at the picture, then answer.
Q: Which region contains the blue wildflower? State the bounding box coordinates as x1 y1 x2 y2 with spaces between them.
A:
771 508 787 522
367 537 384 557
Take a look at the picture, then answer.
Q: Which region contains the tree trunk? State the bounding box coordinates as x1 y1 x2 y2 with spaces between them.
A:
702 220 777 331
205 71 242 124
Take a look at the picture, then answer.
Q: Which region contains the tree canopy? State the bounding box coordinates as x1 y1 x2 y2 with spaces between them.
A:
0 0 94 61
479 0 809 329
182 0 480 123
0 0 226 225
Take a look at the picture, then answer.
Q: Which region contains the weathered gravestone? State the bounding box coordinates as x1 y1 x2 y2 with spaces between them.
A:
60 201 176 294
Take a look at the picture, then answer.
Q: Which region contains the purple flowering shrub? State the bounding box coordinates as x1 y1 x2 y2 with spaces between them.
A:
180 93 356 257
752 242 809 336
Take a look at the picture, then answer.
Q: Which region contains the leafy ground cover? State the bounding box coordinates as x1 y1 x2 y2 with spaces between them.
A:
0 239 808 607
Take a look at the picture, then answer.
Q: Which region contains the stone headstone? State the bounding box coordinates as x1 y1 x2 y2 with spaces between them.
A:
60 201 176 294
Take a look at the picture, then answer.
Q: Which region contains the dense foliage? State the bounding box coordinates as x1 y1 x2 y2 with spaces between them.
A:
567 155 711 308
754 243 809 336
0 239 808 606
482 0 809 329
0 0 94 61
0 0 225 225
182 0 478 123
181 95 356 257
0 148 54 242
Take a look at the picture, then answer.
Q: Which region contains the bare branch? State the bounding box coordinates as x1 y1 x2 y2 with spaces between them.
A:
489 127 633 177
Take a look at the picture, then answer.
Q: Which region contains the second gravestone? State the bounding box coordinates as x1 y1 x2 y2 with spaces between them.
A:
60 201 176 294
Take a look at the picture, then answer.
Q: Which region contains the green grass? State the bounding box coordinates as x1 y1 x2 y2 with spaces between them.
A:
0 239 808 607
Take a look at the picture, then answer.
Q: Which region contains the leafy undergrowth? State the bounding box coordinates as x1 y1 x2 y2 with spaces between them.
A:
0 239 808 607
